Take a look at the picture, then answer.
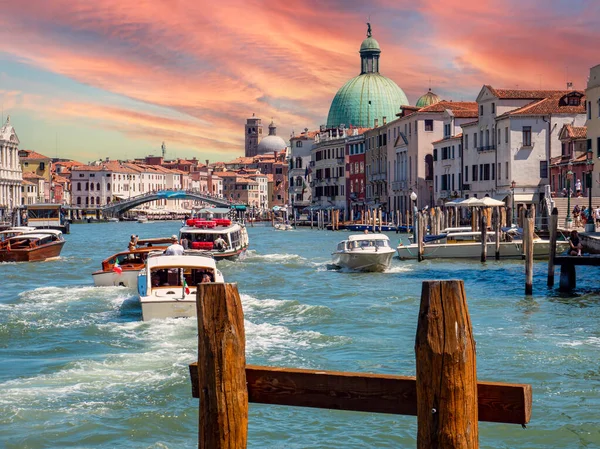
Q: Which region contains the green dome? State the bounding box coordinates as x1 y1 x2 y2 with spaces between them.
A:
360 37 380 52
327 74 408 128
416 89 441 108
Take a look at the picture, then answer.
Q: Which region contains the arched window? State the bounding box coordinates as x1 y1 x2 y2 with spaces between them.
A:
96 183 100 191
77 197 81 205
85 182 89 191
290 178 294 187
97 196 100 205
296 157 302 168
77 182 81 191
296 176 303 187
85 197 89 205
90 183 94 191
91 197 95 205
107 183 111 191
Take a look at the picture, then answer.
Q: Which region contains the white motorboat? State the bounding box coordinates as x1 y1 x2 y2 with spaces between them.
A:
331 233 396 272
137 250 224 321
137 216 148 223
274 222 293 231
397 228 570 260
180 208 249 261
108 217 119 223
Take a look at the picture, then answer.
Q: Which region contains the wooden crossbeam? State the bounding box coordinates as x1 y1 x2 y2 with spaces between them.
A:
189 363 531 425
554 255 600 266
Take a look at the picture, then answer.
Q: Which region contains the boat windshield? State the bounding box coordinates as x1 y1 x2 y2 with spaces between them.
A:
150 267 215 287
351 239 389 249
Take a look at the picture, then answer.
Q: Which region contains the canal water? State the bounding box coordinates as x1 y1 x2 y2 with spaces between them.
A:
1 221 599 448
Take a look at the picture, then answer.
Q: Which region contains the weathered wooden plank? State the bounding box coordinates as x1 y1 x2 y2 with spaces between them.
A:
188 363 531 425
554 256 600 266
415 280 478 448
196 283 247 449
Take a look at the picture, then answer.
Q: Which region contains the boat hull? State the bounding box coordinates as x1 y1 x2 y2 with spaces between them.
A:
0 241 65 263
92 269 140 288
332 249 395 272
397 240 570 260
140 294 198 321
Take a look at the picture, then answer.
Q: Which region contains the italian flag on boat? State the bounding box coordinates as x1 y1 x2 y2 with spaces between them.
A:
184 279 190 295
112 261 123 274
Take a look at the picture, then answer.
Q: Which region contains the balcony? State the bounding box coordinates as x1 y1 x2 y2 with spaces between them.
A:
391 181 407 191
477 145 496 152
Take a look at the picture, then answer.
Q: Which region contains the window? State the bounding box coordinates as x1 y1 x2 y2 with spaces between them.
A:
588 101 592 119
474 133 478 149
425 120 434 132
433 149 438 161
497 129 501 145
77 182 81 191
483 164 490 181
465 166 469 182
505 127 508 143
522 126 532 146
479 164 483 181
414 121 418 133
85 182 89 191
77 197 81 205
505 162 509 179
598 137 600 158
540 161 548 179
498 163 501 181
480 105 483 116
296 141 302 147
491 163 495 180
491 103 495 113
96 182 100 190
588 139 592 151
465 134 469 150
472 165 478 181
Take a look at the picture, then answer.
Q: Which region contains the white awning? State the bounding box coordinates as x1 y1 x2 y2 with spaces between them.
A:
513 193 535 203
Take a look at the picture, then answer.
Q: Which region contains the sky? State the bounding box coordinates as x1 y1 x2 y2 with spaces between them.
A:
0 0 599 164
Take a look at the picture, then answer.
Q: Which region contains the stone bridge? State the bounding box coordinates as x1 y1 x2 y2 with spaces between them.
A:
101 190 235 216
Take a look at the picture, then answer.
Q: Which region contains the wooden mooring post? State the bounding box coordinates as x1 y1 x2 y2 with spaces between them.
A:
547 208 558 287
190 281 531 448
480 214 487 263
524 209 534 295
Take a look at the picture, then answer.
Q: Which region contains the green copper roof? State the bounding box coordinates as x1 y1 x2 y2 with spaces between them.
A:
415 89 441 108
360 37 380 53
326 74 408 128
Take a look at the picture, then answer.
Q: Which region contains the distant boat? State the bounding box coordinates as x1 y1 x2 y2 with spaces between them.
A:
137 216 148 223
0 229 65 263
108 217 119 223
331 233 395 272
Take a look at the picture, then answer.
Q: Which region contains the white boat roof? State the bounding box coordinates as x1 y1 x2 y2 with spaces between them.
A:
442 227 472 232
8 233 57 240
146 253 217 270
180 223 241 233
347 233 390 241
22 229 62 236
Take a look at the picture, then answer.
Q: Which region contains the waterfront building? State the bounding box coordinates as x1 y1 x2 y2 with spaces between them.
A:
346 133 367 220
388 101 477 214
364 119 390 214
310 129 347 214
289 129 318 215
549 125 588 196
244 171 268 214
585 64 600 196
18 149 53 202
462 86 586 213
21 172 45 203
431 106 479 205
326 25 409 129
245 114 263 157
0 117 22 221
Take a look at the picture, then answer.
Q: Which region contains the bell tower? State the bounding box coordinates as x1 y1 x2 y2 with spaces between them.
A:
245 113 263 157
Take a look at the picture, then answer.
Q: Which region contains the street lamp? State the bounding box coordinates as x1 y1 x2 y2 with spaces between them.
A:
410 190 418 242
566 161 573 228
511 180 516 226
586 148 595 232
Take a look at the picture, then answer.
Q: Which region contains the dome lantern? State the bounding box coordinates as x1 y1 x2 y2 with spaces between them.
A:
416 88 441 108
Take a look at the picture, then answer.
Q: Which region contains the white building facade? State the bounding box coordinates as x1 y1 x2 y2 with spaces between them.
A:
0 116 22 221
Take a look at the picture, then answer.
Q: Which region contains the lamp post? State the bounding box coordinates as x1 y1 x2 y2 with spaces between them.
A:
410 190 418 243
566 161 573 228
586 149 595 232
511 180 516 226
429 185 433 208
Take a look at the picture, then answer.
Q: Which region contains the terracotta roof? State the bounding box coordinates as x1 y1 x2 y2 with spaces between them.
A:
23 172 45 180
418 101 478 116
54 160 84 168
52 174 70 183
561 124 587 140
19 150 51 160
460 120 479 127
432 133 463 145
291 130 319 139
22 179 36 186
501 92 586 117
485 86 573 99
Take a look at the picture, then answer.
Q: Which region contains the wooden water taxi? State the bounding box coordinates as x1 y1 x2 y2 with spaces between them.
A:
0 229 65 262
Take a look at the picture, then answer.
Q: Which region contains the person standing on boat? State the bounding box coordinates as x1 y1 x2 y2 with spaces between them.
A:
214 235 227 251
128 235 138 252
180 235 189 250
164 235 184 255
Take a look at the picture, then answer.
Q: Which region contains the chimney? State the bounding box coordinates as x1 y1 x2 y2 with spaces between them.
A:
205 159 209 166
383 116 387 125
374 118 379 128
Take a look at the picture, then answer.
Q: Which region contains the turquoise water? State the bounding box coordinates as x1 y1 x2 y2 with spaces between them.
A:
1 222 599 448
